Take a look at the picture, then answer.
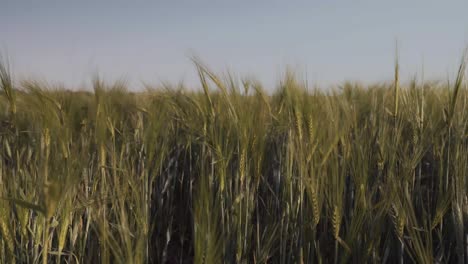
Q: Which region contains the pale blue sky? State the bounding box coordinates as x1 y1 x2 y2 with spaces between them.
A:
2 0 468 89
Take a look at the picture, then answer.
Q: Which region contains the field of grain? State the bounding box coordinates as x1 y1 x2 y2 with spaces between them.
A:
1 57 468 263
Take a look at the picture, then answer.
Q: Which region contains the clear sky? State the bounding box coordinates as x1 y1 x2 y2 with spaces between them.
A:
2 0 468 90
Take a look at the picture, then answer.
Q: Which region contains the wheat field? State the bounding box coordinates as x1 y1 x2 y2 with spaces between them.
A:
1 57 468 263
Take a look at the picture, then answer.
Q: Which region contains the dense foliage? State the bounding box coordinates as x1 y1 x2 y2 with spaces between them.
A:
1 59 468 263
